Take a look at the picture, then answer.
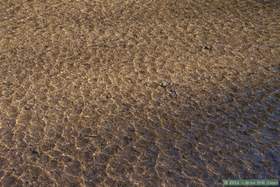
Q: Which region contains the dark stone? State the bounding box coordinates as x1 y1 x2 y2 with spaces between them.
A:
1 175 23 187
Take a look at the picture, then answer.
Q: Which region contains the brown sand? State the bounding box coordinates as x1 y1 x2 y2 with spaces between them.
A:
0 0 280 186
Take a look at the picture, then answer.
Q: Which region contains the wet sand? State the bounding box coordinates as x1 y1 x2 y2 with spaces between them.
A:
0 0 280 186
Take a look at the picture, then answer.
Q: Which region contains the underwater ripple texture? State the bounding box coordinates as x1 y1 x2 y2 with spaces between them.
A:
0 0 280 186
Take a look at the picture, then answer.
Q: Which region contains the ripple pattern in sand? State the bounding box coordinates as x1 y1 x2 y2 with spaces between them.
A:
0 0 280 186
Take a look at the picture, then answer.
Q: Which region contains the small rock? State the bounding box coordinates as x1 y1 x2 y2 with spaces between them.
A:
31 148 40 157
83 63 91 70
203 45 212 51
1 175 23 187
169 88 177 98
271 66 279 73
160 80 169 88
65 160 81 176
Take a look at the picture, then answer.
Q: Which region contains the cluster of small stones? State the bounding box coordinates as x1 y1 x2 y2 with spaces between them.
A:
0 0 279 186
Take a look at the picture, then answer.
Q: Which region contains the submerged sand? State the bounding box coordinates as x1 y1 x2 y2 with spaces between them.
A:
0 0 280 186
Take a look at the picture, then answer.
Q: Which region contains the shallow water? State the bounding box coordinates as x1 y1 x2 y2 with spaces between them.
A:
0 0 280 186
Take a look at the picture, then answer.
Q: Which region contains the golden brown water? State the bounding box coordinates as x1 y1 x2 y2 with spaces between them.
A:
0 0 280 186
